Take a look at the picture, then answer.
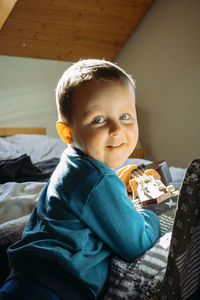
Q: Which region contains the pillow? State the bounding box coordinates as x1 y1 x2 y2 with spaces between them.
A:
0 134 67 163
0 137 19 160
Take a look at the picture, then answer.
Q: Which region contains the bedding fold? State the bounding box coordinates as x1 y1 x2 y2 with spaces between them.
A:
0 155 59 183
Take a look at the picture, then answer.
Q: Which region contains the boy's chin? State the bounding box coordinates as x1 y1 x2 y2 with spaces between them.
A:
106 158 127 169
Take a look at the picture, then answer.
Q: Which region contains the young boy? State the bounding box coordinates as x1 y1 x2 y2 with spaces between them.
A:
0 59 160 300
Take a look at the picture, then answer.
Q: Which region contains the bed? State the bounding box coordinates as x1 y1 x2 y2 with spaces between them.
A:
0 128 199 299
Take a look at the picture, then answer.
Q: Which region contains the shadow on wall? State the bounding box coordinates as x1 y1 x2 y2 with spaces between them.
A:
137 106 156 162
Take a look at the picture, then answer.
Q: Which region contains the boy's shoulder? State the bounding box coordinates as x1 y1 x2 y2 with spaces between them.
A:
49 147 119 195
62 146 116 177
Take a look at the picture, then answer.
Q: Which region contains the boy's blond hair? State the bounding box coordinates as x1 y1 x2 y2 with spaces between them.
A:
56 59 135 124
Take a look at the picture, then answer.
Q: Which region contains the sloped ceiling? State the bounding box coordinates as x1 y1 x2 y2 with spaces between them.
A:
0 0 154 62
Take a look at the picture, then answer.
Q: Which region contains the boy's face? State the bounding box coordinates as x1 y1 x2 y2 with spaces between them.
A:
69 80 138 168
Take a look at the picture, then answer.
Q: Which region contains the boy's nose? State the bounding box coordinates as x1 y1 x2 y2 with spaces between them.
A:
109 122 121 136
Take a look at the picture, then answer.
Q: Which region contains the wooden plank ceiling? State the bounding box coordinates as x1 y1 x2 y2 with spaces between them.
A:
0 0 154 62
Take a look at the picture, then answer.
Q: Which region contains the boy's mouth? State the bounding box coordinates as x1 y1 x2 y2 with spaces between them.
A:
107 143 124 149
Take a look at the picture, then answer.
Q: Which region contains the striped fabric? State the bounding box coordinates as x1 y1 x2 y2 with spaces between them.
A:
159 213 175 236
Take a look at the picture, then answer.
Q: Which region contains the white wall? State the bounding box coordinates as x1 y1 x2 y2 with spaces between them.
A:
0 56 72 137
115 0 200 167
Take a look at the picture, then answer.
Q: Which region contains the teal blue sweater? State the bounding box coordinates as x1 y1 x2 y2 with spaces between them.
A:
8 147 160 298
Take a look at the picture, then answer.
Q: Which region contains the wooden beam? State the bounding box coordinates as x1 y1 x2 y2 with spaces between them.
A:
0 0 18 30
0 127 46 136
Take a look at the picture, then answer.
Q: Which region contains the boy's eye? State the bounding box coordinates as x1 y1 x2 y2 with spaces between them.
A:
120 113 130 120
93 117 105 124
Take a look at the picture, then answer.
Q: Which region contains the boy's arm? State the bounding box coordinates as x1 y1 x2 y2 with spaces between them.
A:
81 174 160 262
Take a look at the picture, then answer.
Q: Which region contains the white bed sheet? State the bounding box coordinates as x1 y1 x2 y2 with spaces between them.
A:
0 181 45 224
0 182 45 246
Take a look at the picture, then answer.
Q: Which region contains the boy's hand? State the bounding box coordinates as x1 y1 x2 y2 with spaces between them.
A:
144 169 161 180
129 178 139 197
116 165 138 194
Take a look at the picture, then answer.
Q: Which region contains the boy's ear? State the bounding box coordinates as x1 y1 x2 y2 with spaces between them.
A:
56 122 73 144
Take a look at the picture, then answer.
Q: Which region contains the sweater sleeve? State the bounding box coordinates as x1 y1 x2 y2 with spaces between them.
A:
81 174 160 261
